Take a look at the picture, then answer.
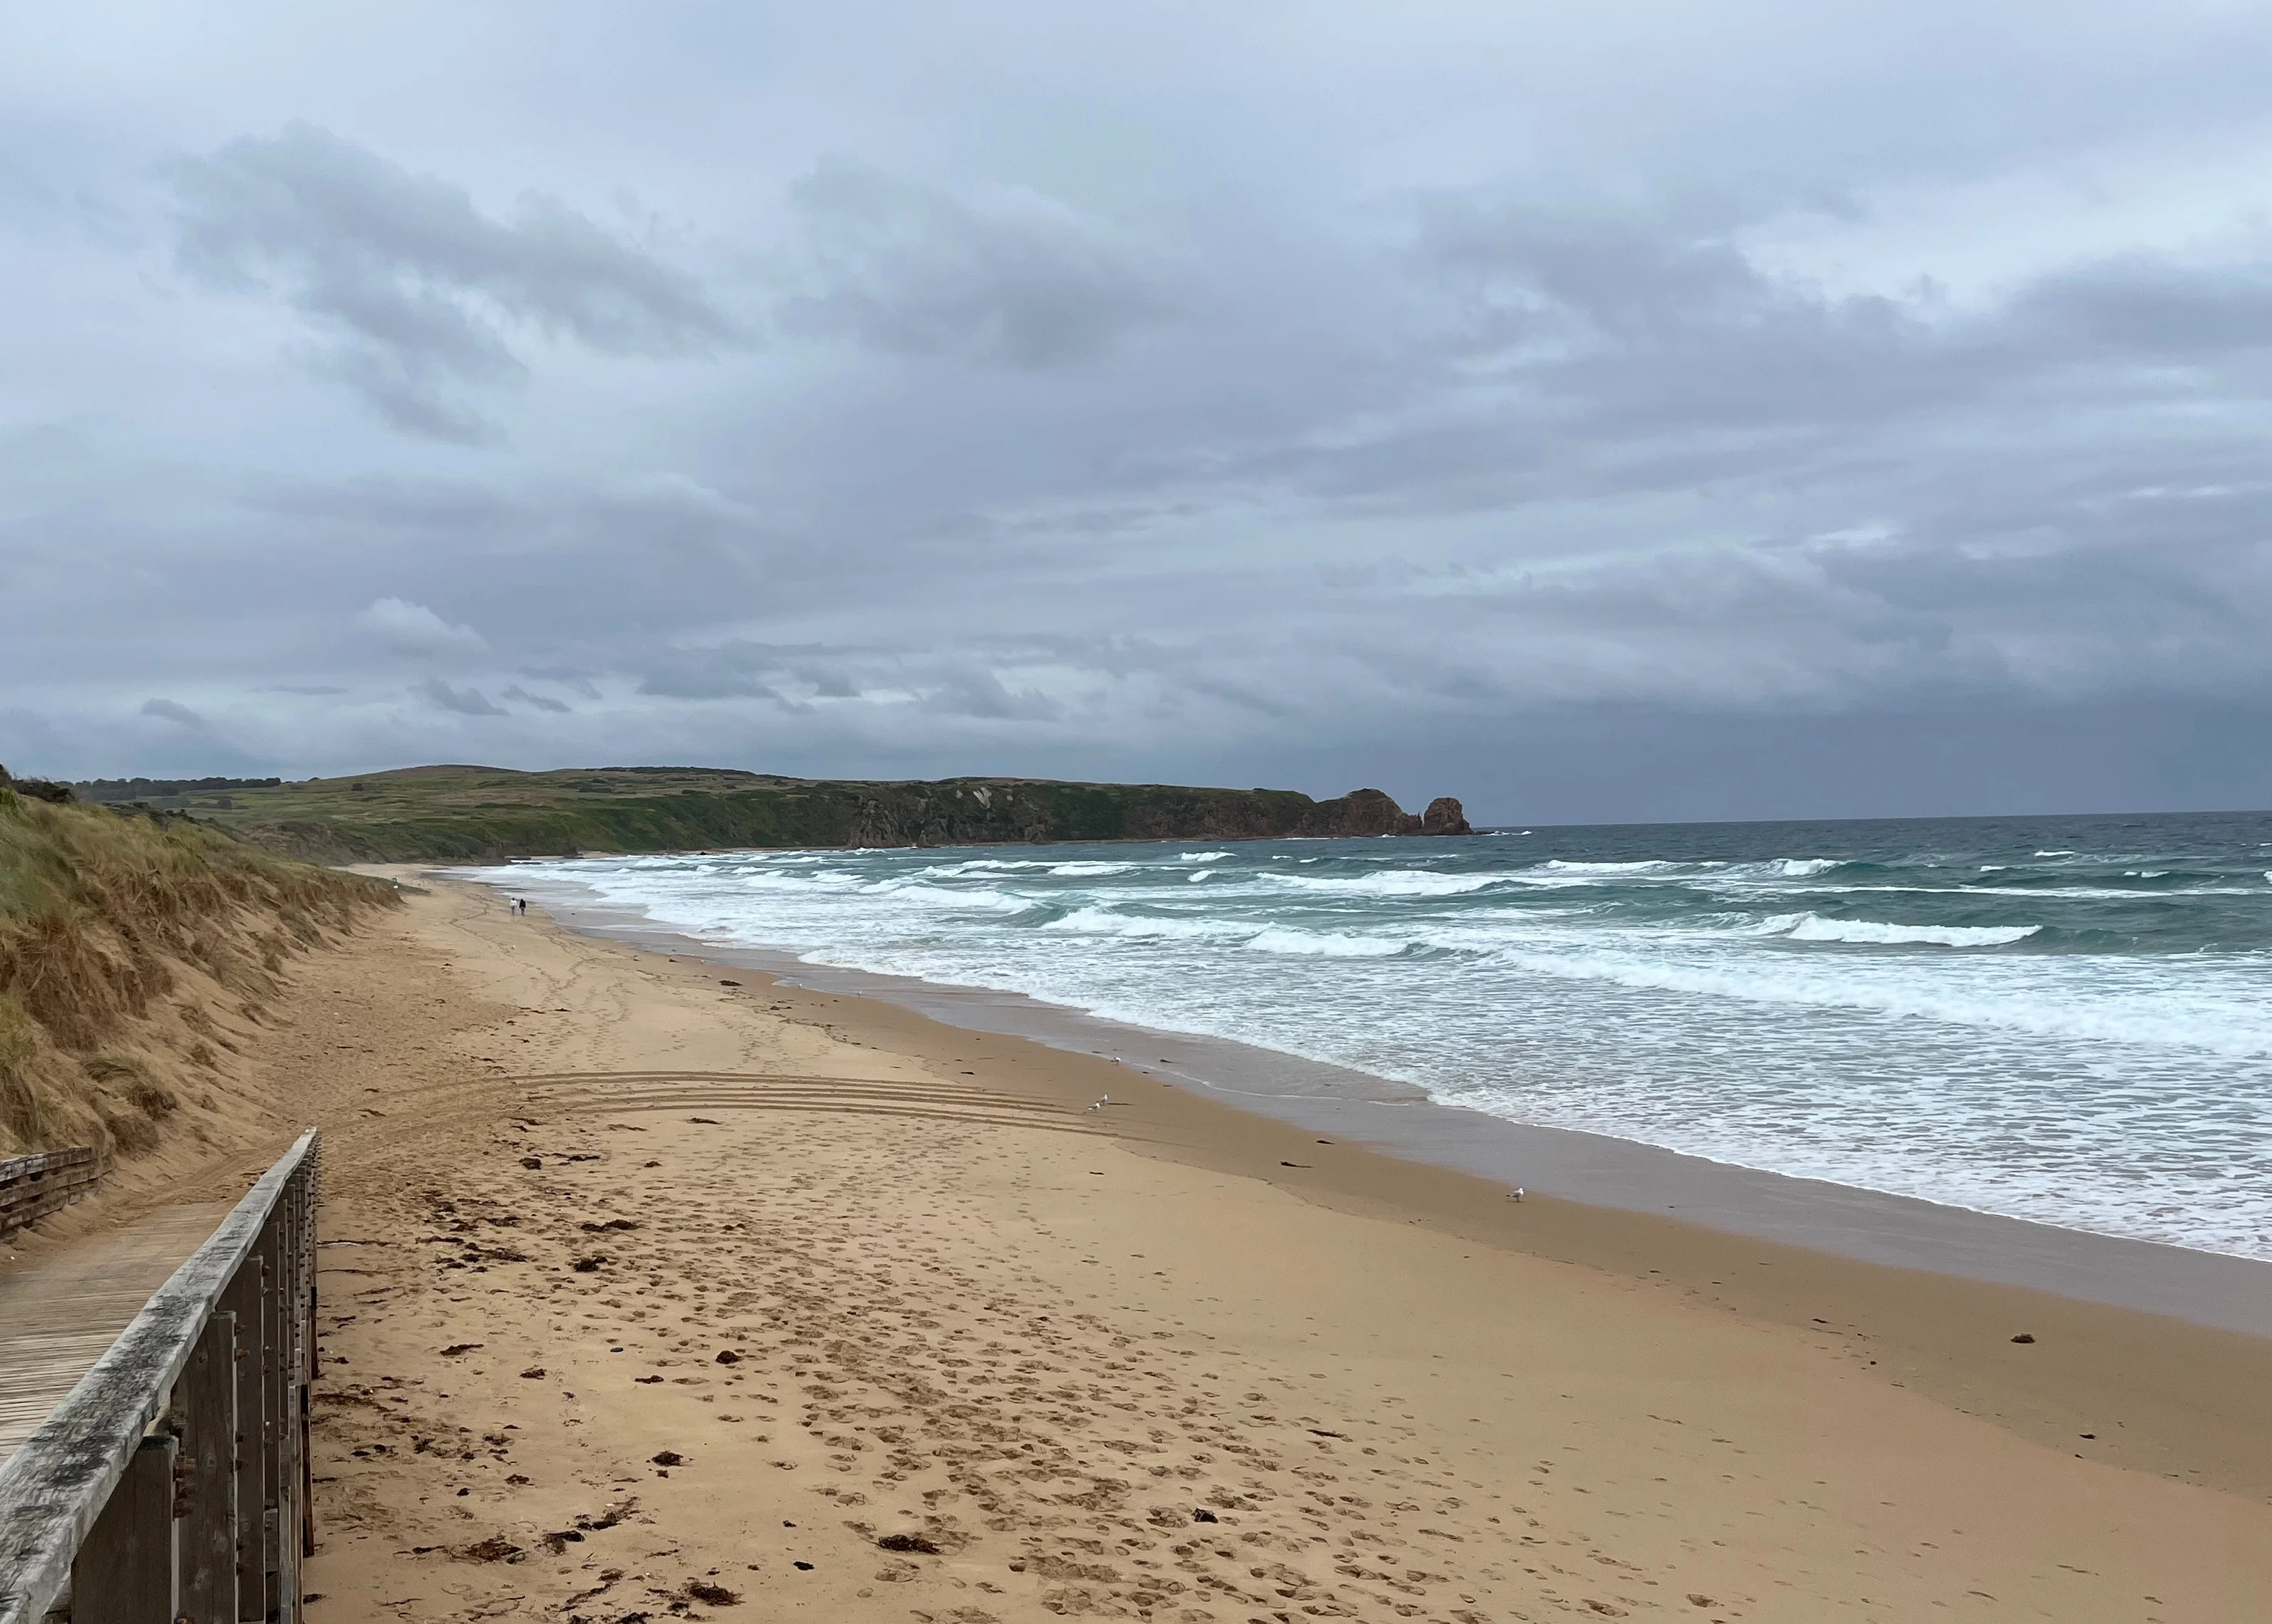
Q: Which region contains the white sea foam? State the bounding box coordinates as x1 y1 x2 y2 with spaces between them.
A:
1047 861 1136 876
1244 926 1406 957
1780 915 2040 947
1041 906 1247 941
858 879 1031 912
1534 859 1675 874
1178 850 1231 862
1777 858 1840 876
1279 870 1499 898
1468 943 2269 1057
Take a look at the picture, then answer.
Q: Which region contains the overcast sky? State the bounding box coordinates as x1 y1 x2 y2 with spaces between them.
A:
6 1 2272 823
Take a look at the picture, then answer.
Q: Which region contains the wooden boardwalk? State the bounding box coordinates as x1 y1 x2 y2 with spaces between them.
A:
0 1207 231 1469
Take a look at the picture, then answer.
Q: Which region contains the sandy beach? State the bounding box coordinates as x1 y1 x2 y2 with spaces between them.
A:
81 875 2272 1622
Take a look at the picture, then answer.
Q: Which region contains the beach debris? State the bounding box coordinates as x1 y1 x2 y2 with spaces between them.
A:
792 1562 814 1571
580 1217 641 1232
1688 1597 1715 1609
574 1499 636 1531
688 1115 721 1124
1279 1162 1309 1169
520 1156 543 1169
636 1375 663 1384
876 1533 941 1555
651 1449 685 1466
1507 1187 1525 1201
715 1349 742 1365
718 979 741 988
1191 1509 1218 1523
2010 1333 2037 1344
520 1367 547 1378
455 1535 524 1563
439 1343 483 1357
572 1254 607 1271
683 1581 743 1606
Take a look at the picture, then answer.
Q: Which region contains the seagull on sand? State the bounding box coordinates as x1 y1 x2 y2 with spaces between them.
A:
1507 1186 1524 1202
1088 1093 1110 1111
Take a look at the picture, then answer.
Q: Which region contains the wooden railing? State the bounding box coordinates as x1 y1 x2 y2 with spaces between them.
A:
0 1151 105 1242
0 1130 319 1624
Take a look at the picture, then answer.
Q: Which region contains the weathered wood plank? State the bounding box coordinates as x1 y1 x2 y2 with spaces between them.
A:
177 1315 236 1624
0 1209 233 1469
68 1435 174 1624
0 1152 105 1243
0 1132 318 1624
224 1261 266 1623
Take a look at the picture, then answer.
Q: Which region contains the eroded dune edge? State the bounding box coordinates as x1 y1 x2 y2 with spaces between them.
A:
36 876 2271 1623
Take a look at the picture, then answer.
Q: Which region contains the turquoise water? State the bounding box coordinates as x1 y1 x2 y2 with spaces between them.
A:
486 810 2272 1259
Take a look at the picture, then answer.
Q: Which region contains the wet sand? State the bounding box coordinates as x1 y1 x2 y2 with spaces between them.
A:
219 877 2272 1620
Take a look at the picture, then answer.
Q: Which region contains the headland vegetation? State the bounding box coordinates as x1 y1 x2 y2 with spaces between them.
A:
56 763 1472 864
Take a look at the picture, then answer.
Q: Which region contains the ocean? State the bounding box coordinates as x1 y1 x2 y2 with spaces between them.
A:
478 810 2272 1262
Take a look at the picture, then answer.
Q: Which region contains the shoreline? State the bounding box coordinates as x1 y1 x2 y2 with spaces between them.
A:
420 867 2272 1514
473 869 2272 1340
266 872 2272 1618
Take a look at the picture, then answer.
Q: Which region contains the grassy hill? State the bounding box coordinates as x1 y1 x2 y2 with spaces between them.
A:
72 765 1472 864
0 766 397 1156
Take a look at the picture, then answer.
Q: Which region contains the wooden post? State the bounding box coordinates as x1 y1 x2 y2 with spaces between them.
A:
259 1215 290 1624
68 1436 176 1623
224 1265 267 1624
297 1202 316 1568
175 1313 237 1624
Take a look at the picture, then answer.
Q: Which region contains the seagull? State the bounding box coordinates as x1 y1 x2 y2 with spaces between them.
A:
1087 1094 1110 1112
1507 1187 1525 1202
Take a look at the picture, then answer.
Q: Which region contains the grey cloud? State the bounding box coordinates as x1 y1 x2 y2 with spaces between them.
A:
792 664 861 698
500 684 572 713
140 697 207 728
418 678 506 716
919 667 1063 721
2008 256 2272 356
169 124 737 438
522 668 604 701
777 157 1177 367
360 596 485 656
633 645 786 702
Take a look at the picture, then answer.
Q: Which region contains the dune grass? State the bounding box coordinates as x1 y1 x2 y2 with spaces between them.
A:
0 772 397 1157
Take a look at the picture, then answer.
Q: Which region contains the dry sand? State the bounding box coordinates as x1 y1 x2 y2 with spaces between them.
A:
75 877 2272 1621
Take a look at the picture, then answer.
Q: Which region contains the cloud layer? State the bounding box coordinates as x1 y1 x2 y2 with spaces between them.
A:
6 1 2272 820
170 124 736 439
